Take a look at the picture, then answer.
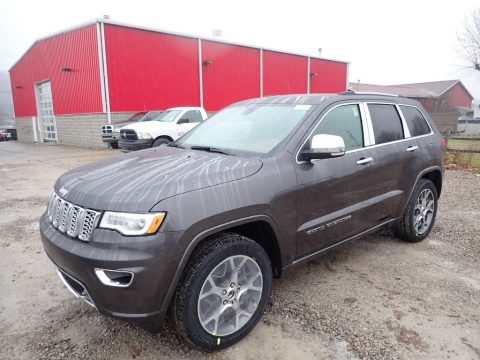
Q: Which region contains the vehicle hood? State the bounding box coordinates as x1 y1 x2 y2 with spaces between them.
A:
54 146 263 212
111 120 135 129
120 121 176 133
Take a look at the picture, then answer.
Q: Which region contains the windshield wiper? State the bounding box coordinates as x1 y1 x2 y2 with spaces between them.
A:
189 145 231 155
168 143 186 149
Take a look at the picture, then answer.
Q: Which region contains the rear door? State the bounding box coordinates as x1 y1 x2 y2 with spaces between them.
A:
364 103 416 219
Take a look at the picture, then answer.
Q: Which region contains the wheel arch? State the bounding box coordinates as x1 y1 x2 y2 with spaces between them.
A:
399 165 443 218
153 135 174 143
421 169 442 197
161 215 283 313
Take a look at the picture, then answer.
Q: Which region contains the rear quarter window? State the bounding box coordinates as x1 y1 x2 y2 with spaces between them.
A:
368 104 404 144
400 106 431 136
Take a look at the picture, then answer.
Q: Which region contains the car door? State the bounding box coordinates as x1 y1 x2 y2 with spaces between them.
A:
363 103 417 220
295 103 380 258
176 110 204 137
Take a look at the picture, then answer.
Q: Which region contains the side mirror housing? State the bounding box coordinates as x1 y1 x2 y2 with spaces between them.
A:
177 118 190 124
300 134 346 161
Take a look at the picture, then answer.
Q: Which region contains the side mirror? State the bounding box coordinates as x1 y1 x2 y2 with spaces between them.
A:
300 134 345 161
177 118 190 124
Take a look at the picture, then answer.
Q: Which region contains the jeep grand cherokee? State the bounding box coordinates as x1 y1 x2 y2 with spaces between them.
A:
40 93 443 350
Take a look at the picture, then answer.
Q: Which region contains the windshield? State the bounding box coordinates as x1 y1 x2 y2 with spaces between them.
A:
177 104 312 155
142 111 162 122
129 112 146 122
152 110 182 122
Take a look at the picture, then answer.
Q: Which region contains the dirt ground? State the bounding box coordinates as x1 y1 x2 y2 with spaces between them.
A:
1 141 479 360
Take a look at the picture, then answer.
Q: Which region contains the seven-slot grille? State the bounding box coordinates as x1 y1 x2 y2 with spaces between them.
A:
102 125 113 134
120 129 138 141
47 192 101 242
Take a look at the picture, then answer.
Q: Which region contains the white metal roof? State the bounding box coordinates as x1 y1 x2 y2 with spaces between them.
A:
10 18 349 71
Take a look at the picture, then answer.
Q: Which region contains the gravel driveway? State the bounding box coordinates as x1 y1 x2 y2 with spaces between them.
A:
1 142 479 360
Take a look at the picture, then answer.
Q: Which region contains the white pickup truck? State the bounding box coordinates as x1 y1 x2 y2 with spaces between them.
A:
118 107 208 152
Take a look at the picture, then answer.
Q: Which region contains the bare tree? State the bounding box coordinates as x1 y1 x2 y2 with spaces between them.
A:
458 9 480 71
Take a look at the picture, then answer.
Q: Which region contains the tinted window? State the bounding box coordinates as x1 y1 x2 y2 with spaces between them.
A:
182 110 203 123
312 104 363 151
400 106 431 136
368 104 404 144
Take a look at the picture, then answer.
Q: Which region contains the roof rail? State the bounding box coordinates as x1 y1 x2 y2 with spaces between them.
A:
339 89 400 97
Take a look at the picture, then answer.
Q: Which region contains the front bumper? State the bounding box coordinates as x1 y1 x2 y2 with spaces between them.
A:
102 134 119 143
40 212 185 331
119 139 153 152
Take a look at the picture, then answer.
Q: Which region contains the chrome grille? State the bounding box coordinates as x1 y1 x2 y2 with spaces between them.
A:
47 192 101 242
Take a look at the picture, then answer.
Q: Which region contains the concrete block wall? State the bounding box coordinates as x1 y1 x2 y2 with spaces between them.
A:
15 117 36 142
14 112 135 148
56 113 108 147
111 112 135 124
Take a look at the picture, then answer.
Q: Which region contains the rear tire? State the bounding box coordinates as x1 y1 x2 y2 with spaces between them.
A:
172 233 272 350
393 179 438 242
152 137 171 147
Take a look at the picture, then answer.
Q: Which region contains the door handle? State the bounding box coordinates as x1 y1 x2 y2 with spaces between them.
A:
406 146 419 152
356 157 373 165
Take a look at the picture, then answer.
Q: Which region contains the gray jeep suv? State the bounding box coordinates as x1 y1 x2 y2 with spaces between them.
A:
40 93 443 350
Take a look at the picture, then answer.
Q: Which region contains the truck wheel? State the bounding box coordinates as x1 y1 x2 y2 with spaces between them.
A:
110 142 119 149
393 179 438 242
172 233 272 350
152 138 170 147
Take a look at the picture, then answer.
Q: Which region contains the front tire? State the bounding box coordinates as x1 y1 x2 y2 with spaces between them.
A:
172 233 272 350
393 179 438 242
152 137 171 147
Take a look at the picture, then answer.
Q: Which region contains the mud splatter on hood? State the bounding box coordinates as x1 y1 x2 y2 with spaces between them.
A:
54 146 262 212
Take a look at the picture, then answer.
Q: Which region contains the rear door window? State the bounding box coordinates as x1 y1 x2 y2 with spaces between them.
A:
368 104 404 144
399 106 431 136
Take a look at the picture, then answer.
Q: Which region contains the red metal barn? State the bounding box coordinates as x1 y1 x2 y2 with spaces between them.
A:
9 20 349 147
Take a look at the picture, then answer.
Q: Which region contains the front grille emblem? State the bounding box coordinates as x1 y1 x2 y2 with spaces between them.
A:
59 186 69 197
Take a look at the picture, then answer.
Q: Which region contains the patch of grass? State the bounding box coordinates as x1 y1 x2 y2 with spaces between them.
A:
444 150 480 170
447 138 480 151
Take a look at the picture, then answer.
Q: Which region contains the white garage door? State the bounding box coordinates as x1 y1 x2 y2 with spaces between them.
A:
36 81 57 142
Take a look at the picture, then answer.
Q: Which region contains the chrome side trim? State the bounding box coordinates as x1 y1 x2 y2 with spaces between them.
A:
291 218 397 266
57 269 96 307
395 104 411 138
296 101 435 164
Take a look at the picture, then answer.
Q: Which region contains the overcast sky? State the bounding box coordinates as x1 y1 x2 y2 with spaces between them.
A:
0 0 479 98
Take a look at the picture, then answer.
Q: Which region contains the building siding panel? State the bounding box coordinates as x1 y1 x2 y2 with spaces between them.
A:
104 25 200 112
201 41 260 111
309 59 347 93
9 24 102 117
263 51 308 96
443 84 473 109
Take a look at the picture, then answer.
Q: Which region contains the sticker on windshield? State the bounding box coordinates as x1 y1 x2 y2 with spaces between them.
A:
294 105 311 110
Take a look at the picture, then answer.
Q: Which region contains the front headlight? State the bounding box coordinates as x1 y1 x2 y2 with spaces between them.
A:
113 128 120 133
137 132 152 139
99 212 166 236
